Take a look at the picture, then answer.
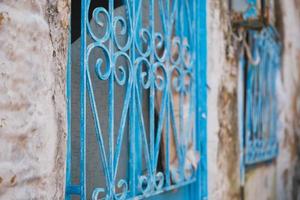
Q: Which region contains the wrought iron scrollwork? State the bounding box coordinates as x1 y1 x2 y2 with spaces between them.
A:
66 0 205 199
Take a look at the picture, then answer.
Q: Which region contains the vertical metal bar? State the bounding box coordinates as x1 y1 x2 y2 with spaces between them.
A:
129 0 137 196
129 75 136 197
178 0 185 179
80 0 87 198
195 0 207 199
165 94 171 186
108 0 115 197
135 0 142 170
165 0 171 187
149 0 155 179
65 18 72 200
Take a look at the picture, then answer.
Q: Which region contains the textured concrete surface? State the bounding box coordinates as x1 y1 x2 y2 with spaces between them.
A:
0 0 69 199
244 163 276 200
207 0 241 199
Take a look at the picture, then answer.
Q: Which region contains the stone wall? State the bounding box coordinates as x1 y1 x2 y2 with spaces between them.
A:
0 0 69 199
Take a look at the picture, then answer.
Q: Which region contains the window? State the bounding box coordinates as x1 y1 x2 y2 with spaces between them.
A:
65 0 207 199
239 26 281 166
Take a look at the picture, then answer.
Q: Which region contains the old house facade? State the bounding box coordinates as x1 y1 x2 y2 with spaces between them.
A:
0 0 299 199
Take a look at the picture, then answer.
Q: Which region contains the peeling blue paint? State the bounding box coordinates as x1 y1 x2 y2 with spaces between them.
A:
242 26 281 166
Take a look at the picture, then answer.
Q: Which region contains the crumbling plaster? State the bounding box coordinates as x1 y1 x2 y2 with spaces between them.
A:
207 0 241 199
207 0 300 200
0 0 70 199
276 1 300 199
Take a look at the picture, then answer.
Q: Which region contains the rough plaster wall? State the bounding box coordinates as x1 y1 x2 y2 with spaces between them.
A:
0 0 69 199
207 0 300 200
207 1 241 199
244 163 276 200
276 0 300 199
244 161 277 199
239 1 300 200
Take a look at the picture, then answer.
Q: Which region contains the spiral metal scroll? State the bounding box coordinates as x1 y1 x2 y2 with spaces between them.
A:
66 0 201 199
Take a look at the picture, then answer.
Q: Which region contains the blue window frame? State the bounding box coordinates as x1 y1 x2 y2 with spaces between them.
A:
65 0 207 199
239 26 281 168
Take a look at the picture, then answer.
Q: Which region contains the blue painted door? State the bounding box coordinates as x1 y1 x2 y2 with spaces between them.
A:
65 0 207 199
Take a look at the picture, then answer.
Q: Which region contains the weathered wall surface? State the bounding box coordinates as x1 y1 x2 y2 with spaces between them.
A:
243 1 300 199
0 0 299 199
207 1 241 199
207 0 300 200
0 0 69 199
244 162 276 200
276 1 300 199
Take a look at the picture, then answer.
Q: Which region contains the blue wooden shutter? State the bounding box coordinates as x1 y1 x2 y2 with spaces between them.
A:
244 27 281 165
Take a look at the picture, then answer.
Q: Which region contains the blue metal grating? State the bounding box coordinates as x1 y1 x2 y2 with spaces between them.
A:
65 0 207 199
244 26 281 165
